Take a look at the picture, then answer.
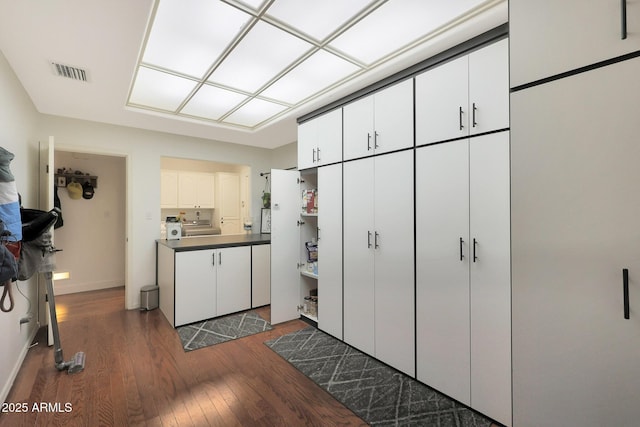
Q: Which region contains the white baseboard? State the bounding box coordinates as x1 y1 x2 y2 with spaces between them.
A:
1 325 38 404
54 280 123 295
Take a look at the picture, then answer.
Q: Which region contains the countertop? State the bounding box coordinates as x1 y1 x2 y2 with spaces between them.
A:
157 233 271 252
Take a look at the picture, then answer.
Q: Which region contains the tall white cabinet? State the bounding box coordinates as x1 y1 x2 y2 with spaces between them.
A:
298 109 342 169
343 150 415 376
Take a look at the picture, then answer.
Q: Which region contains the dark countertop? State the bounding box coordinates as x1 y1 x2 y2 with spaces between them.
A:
157 233 271 252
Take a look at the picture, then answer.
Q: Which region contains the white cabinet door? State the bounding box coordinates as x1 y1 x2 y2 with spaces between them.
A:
468 38 509 135
373 150 415 376
343 158 375 355
160 170 179 208
297 119 317 170
373 79 414 155
317 164 342 339
178 172 198 208
511 57 640 427
251 244 271 308
175 249 216 326
343 95 374 161
216 246 251 316
469 132 511 426
316 109 342 166
510 0 640 87
195 173 215 208
270 169 302 324
415 55 468 145
416 139 471 405
218 173 240 234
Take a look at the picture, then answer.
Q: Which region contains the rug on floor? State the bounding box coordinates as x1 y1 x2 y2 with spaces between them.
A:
265 326 494 427
177 310 272 352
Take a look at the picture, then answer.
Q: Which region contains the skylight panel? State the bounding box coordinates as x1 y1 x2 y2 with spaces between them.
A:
181 84 248 120
129 67 197 111
260 50 361 105
223 98 288 127
207 21 313 93
143 0 251 78
329 0 486 65
265 0 374 42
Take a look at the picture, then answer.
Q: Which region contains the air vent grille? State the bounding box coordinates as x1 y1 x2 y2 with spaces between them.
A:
51 62 88 82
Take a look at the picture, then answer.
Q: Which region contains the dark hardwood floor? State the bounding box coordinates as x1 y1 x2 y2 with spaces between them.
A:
1 287 366 427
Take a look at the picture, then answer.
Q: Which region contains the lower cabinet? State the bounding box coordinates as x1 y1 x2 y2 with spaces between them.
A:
251 244 271 307
216 246 251 317
175 249 217 326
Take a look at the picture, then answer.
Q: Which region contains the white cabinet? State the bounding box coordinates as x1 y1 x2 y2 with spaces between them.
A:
216 172 241 234
416 131 511 426
160 170 179 208
343 79 413 161
298 109 342 169
511 55 640 427
511 0 640 87
216 246 251 317
251 244 271 308
343 150 414 376
178 172 215 209
415 38 508 145
174 249 217 326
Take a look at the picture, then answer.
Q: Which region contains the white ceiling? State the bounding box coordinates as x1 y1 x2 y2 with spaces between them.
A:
0 0 507 149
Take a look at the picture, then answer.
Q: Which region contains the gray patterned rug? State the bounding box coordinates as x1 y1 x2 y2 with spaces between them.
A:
177 310 272 351
265 326 494 427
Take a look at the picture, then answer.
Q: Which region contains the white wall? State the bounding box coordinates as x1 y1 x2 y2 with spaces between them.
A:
36 115 278 310
53 151 126 295
271 141 297 170
0 50 41 403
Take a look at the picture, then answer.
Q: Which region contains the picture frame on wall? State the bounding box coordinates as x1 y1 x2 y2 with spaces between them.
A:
260 208 271 234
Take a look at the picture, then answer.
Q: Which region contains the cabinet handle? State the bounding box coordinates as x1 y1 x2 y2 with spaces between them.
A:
459 237 465 261
212 252 216 266
472 102 477 128
473 238 478 262
459 106 464 130
374 131 379 149
317 147 321 162
367 231 372 248
312 148 316 163
317 227 320 241
623 268 630 319
374 231 379 249
219 252 222 265
621 0 628 40
367 133 372 151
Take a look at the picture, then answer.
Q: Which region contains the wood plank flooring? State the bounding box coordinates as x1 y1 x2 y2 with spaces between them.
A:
0 287 365 426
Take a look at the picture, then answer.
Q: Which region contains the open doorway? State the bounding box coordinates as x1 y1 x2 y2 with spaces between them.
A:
52 151 126 296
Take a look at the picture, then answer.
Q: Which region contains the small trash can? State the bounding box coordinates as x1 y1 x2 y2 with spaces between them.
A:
140 285 159 311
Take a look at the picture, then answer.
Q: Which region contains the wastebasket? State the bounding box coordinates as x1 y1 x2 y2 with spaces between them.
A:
140 285 159 311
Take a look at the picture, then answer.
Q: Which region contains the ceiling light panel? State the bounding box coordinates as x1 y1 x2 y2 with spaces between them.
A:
181 84 248 120
232 0 267 11
264 0 375 42
129 67 198 111
260 49 361 105
207 21 313 93
223 98 288 127
143 0 251 78
329 0 486 65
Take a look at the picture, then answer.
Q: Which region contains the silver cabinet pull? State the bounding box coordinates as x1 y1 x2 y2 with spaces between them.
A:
374 131 379 149
621 0 628 40
367 231 372 248
317 147 321 162
473 238 478 262
623 268 630 319
472 102 477 127
374 231 379 249
312 148 316 163
367 133 372 151
459 237 465 261
459 106 464 130
219 252 222 265
212 252 215 266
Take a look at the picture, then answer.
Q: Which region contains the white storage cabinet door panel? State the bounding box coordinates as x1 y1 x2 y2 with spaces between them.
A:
511 58 640 427
216 246 251 317
317 164 343 339
252 244 271 308
298 119 317 170
178 173 198 208
343 158 375 356
415 55 468 145
416 140 471 405
174 249 217 326
468 38 509 135
316 109 343 166
469 132 511 426
373 150 415 376
196 173 215 208
510 0 640 87
343 95 374 161
161 170 179 208
373 79 414 155
270 169 302 324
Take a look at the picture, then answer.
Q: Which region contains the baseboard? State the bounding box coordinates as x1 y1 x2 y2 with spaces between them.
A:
54 280 123 295
1 325 38 404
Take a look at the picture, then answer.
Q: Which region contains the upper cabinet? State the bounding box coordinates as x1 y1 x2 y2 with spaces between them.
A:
510 0 640 87
298 109 342 170
160 170 179 209
415 38 509 146
177 172 215 209
343 79 414 161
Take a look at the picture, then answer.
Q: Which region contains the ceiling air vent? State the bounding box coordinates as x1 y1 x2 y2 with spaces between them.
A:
51 62 89 82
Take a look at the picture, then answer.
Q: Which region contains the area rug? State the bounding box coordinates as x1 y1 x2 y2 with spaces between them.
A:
265 326 494 427
177 310 272 352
